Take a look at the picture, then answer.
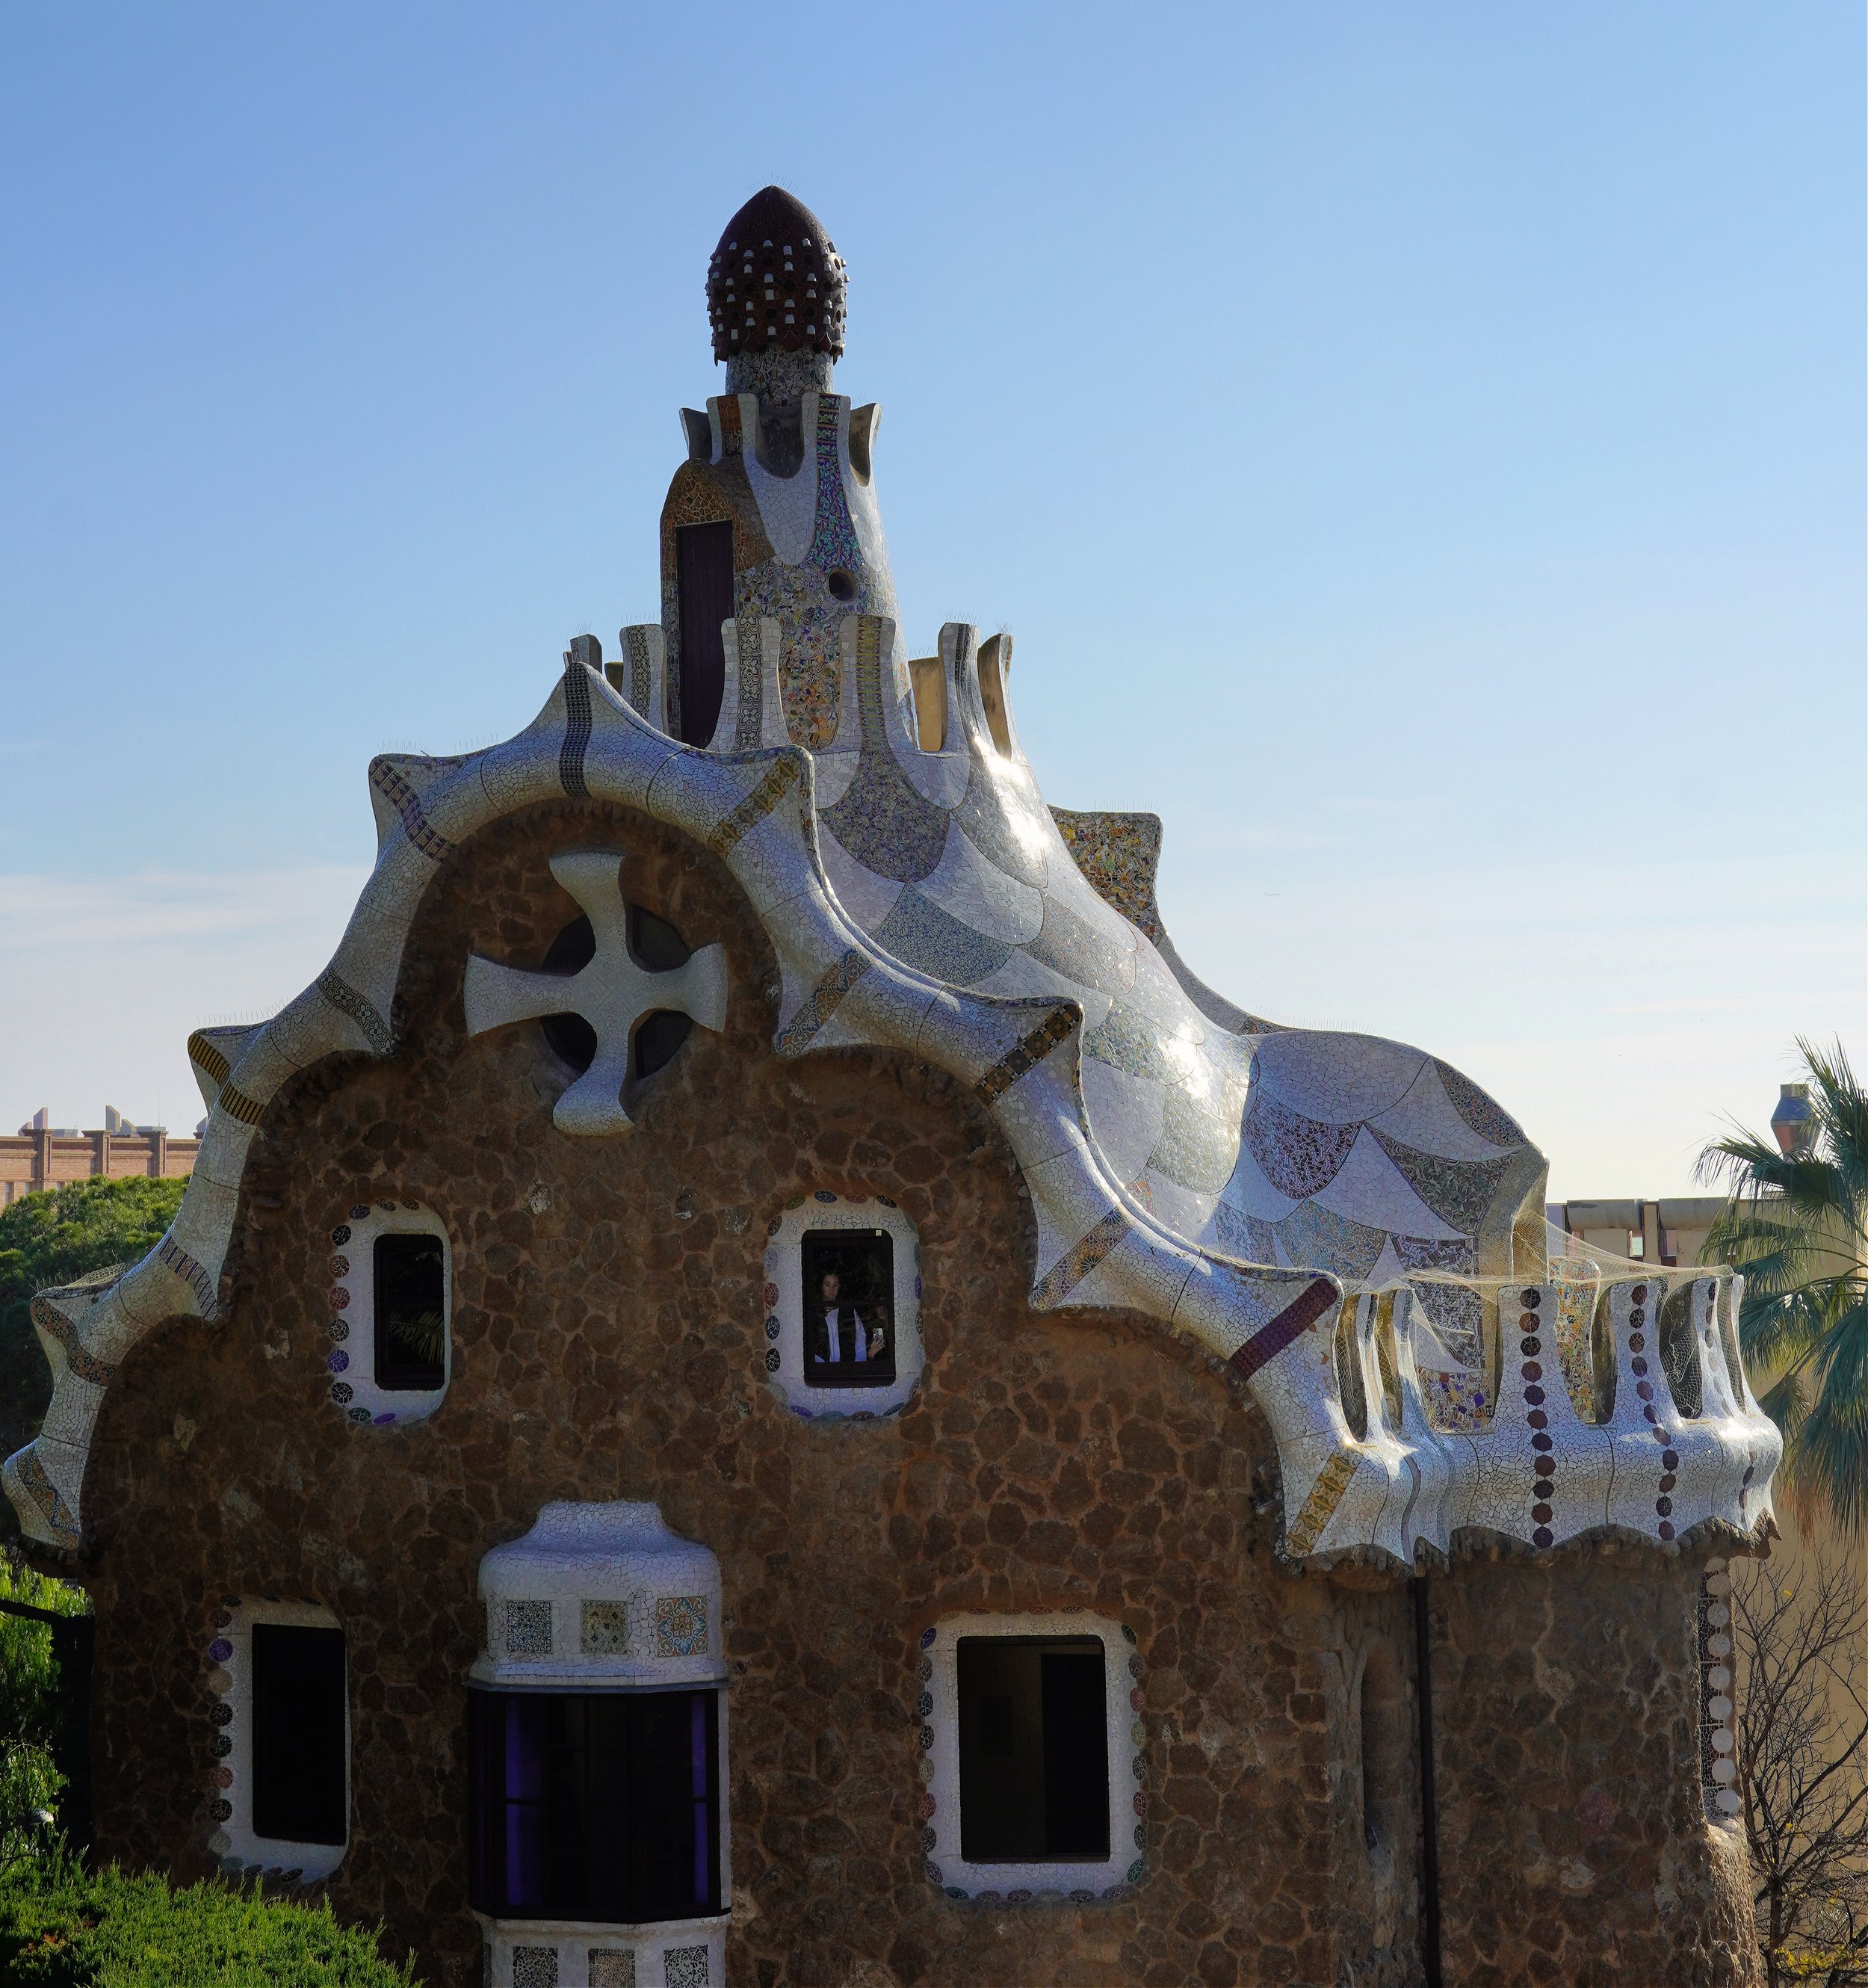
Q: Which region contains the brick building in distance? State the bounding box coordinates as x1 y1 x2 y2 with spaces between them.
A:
7 189 1781 1987
1 1107 199 1206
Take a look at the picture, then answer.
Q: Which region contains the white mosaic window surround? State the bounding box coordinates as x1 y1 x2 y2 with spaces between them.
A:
1700 1556 1742 1821
322 1200 451 1428
761 1191 924 1419
203 1597 349 1883
478 1917 721 1988
919 1610 1144 1902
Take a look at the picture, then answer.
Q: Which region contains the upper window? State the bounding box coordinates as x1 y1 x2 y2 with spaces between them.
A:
205 1599 349 1882
324 1201 451 1427
761 1192 924 1419
920 1611 1142 1903
801 1228 896 1389
468 1688 722 1926
373 1233 445 1392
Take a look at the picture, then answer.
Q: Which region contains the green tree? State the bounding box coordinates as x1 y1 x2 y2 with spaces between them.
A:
1701 1039 1868 1536
0 1176 188 1472
0 1556 86 1870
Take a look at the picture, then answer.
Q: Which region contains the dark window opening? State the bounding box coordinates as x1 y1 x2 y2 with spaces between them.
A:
801 1229 896 1389
630 907 692 1079
535 908 695 1083
374 1232 446 1391
675 520 734 747
539 914 598 1073
252 1623 347 1847
468 1688 721 1926
826 569 856 602
956 1637 1109 1862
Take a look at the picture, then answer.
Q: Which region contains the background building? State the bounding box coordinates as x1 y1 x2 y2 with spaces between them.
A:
0 1108 200 1206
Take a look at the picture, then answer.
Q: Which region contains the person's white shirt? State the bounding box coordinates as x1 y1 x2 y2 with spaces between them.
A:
817 1304 867 1362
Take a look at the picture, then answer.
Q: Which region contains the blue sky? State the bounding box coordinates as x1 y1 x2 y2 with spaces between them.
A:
1 3 1861 1197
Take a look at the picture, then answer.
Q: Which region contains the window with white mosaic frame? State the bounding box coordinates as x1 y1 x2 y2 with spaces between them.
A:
323 1200 451 1428
204 1598 349 1883
918 1611 1143 1902
760 1192 923 1419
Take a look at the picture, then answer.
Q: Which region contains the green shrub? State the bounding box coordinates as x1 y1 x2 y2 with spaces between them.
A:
0 1859 420 1986
0 1558 86 1863
0 1176 189 1469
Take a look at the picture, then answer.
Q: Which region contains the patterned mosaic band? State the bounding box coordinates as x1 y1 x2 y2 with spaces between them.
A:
186 1031 232 1090
16 1451 75 1543
705 756 802 859
214 1086 266 1128
560 664 593 799
30 1297 117 1388
973 1006 1078 1107
774 949 873 1055
157 1236 220 1321
368 759 457 864
1227 1278 1338 1386
316 969 395 1058
1030 1208 1133 1310
1284 1451 1361 1558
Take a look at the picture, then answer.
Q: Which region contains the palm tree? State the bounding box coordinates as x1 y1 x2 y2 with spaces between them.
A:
1699 1039 1868 1537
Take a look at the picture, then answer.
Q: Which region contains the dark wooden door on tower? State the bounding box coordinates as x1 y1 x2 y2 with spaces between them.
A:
675 521 734 747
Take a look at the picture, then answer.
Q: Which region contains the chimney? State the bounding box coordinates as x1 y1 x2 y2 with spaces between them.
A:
1770 1082 1816 1158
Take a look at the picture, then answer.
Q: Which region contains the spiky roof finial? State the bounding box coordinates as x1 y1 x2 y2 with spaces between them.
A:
706 186 847 364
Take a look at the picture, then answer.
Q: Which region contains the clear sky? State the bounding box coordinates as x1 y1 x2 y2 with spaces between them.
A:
1 3 1861 1199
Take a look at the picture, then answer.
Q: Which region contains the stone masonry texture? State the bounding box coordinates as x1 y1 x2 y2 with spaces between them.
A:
39 800 1759 1987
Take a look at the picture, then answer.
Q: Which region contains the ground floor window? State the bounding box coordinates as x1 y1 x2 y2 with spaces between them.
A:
251 1623 347 1847
956 1637 1109 1862
920 1610 1142 1901
468 1688 721 1926
204 1598 349 1882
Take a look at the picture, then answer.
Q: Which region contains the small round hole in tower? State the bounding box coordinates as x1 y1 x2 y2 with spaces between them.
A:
826 569 856 602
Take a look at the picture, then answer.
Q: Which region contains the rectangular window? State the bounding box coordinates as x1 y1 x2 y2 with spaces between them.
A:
675 519 734 747
956 1637 1110 1862
251 1623 347 1847
468 1689 721 1925
800 1229 897 1389
374 1233 446 1391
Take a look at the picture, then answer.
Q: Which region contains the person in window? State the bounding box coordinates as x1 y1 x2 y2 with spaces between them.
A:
809 1270 885 1370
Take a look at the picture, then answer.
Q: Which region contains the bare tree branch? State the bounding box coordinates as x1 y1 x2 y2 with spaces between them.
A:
1734 1551 1868 1986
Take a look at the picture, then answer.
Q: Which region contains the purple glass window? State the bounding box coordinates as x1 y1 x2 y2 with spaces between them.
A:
468 1689 721 1925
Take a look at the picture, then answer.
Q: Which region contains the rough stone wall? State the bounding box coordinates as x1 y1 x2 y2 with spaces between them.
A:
61 801 1413 1987
44 798 1755 1987
1428 1547 1760 1987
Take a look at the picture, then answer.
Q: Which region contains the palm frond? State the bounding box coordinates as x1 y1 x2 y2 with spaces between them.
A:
1698 1038 1868 1537
386 1306 445 1365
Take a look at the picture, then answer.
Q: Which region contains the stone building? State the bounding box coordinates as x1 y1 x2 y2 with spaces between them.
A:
7 188 1781 1987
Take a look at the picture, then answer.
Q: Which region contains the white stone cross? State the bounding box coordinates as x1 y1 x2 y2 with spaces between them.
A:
463 848 728 1137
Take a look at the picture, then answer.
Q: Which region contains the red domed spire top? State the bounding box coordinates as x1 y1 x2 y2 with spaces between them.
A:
706 186 846 363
